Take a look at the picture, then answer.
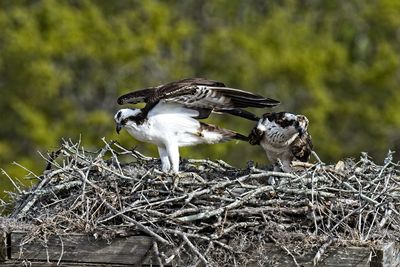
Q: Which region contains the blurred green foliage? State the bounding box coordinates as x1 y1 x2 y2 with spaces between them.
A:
1 0 400 199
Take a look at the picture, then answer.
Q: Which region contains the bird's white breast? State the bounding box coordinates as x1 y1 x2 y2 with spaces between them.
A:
125 114 203 147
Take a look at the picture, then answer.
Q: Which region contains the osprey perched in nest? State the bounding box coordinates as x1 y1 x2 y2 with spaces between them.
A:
249 112 313 172
115 78 280 173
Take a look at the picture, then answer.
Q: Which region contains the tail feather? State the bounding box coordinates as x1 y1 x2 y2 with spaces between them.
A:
213 87 267 99
230 98 279 108
233 132 250 142
199 122 248 143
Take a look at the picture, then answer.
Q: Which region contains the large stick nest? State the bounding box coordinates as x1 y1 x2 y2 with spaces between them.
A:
2 139 400 266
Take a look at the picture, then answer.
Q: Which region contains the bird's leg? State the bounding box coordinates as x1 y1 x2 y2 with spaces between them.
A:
269 161 285 185
157 146 171 172
280 160 294 173
166 143 180 173
165 143 181 188
273 161 283 172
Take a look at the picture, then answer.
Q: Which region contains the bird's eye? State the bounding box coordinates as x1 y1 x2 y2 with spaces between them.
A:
122 118 128 124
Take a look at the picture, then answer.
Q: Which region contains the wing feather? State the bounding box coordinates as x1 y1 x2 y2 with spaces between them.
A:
168 85 280 109
117 88 155 105
117 78 280 121
291 132 313 162
248 124 265 145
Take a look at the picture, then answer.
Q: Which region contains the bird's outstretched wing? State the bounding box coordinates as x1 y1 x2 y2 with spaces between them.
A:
117 78 279 121
117 78 225 105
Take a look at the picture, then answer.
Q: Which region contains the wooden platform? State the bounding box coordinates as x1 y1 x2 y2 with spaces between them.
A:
0 231 399 266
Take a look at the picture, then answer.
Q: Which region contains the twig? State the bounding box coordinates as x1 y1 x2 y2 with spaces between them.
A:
103 201 171 246
311 168 318 235
181 234 208 266
1 169 22 193
11 174 52 219
177 185 273 222
57 235 64 266
313 237 334 266
268 234 300 267
190 242 213 267
152 241 164 267
312 150 323 164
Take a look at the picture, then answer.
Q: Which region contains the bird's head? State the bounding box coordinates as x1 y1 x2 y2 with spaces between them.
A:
296 115 309 136
114 108 142 134
261 112 309 137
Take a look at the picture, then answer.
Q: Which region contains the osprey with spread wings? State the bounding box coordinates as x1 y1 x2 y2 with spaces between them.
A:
115 78 279 173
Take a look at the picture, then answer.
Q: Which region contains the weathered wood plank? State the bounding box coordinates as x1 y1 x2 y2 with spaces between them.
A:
10 232 153 265
0 231 6 262
370 242 400 267
244 243 400 267
316 246 372 267
0 261 144 266
5 231 400 267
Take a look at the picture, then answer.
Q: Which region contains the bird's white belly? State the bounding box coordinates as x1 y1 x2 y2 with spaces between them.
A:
137 114 205 146
157 117 206 146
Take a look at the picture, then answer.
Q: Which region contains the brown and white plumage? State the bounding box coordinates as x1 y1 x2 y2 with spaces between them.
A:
114 103 248 173
249 112 313 172
117 78 280 122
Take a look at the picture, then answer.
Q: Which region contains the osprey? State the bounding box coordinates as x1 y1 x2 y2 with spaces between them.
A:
248 112 313 172
114 103 248 173
115 78 280 173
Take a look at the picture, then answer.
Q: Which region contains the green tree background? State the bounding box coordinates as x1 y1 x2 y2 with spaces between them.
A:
1 0 400 199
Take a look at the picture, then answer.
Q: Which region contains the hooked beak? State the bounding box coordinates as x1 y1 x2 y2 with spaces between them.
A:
297 125 306 136
294 120 306 136
116 123 122 134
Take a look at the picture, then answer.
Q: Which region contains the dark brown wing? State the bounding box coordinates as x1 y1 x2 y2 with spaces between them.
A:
117 88 155 105
117 78 280 121
164 80 280 110
168 77 226 87
117 78 226 105
248 126 265 145
291 132 313 162
118 78 279 108
208 87 280 108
